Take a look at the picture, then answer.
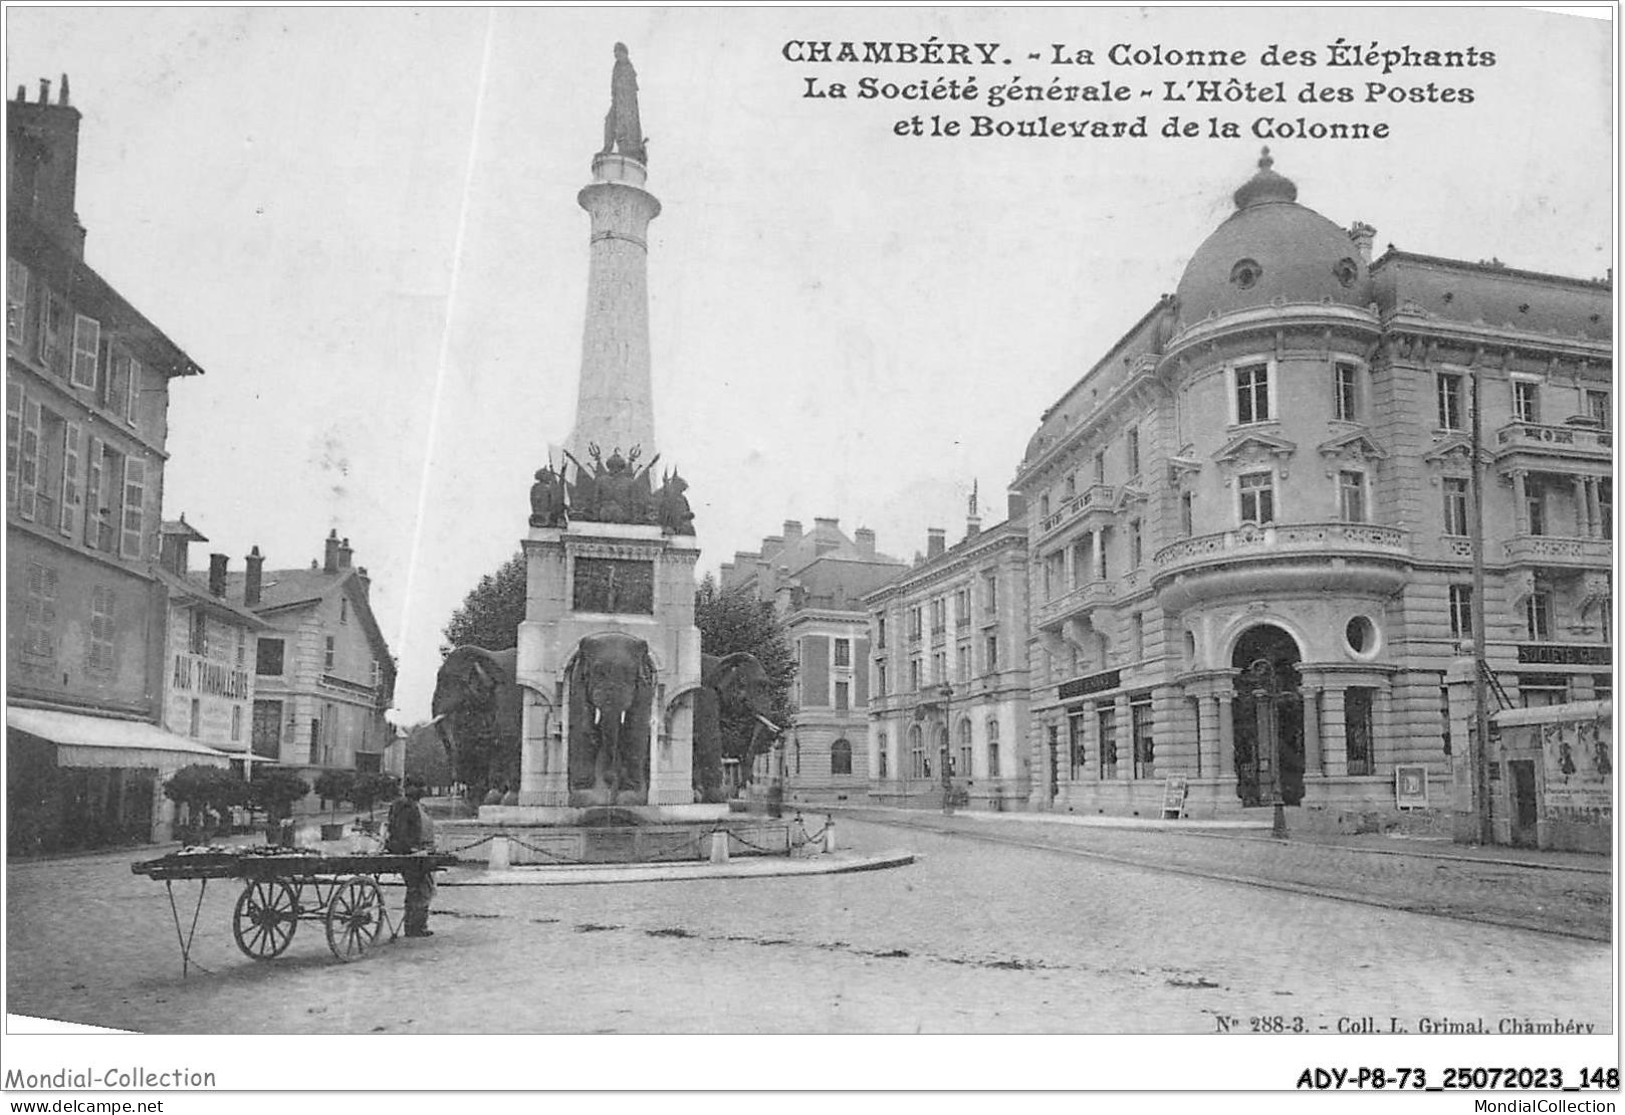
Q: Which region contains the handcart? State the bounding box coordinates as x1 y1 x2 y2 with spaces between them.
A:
132 847 458 974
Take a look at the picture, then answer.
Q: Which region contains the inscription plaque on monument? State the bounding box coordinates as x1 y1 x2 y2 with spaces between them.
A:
573 557 655 614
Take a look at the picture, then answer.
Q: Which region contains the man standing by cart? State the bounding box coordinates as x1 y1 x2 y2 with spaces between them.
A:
386 775 437 937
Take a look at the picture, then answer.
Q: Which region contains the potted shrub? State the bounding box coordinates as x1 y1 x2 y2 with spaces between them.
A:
163 764 249 844
249 767 311 846
313 770 357 840
346 772 400 834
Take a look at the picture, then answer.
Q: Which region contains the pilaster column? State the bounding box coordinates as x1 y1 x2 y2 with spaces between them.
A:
1301 687 1323 776
1510 469 1529 534
1586 478 1602 538
1216 693 1235 785
1115 693 1133 780
1321 686 1348 778
1573 477 1591 537
1079 707 1095 782
1198 695 1220 779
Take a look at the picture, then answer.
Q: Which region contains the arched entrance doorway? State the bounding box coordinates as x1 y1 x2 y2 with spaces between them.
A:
1231 625 1305 807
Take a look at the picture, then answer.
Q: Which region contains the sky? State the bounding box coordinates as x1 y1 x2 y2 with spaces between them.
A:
5 6 1613 726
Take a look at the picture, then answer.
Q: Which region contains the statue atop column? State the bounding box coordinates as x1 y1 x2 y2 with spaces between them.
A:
599 42 647 164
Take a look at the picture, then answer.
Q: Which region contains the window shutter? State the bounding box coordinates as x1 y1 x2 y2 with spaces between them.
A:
121 456 146 559
7 259 28 343
83 435 103 548
40 566 59 645
18 396 40 519
25 278 44 361
44 294 67 377
70 315 99 388
6 379 21 506
96 339 112 408
126 358 142 427
59 421 81 535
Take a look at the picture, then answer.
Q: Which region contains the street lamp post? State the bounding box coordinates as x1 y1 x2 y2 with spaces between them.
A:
1248 658 1288 838
938 684 955 815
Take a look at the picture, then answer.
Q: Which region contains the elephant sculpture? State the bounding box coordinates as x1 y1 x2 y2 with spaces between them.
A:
567 632 656 804
430 646 522 803
692 652 780 803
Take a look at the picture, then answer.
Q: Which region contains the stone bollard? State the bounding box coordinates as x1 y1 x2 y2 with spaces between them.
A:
823 816 837 854
709 831 730 865
488 835 511 871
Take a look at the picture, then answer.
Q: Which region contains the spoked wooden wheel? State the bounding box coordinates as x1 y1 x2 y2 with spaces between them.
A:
324 875 384 962
232 879 299 960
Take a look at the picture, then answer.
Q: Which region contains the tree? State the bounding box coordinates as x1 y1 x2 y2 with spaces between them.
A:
442 551 526 653
249 768 310 822
348 772 401 820
694 574 797 778
404 723 454 790
312 770 356 819
163 765 249 836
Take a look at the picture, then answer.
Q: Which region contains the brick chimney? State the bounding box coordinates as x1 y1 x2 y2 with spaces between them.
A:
1349 221 1377 264
323 529 341 573
208 554 228 598
782 520 803 546
927 528 946 559
355 565 370 595
760 535 784 560
337 536 354 570
244 545 264 607
854 527 876 558
8 75 86 257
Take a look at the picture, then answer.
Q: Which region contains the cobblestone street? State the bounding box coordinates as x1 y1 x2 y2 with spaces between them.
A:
5 817 1611 1035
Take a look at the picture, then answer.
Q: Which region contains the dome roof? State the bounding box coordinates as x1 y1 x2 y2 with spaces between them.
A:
1175 149 1371 325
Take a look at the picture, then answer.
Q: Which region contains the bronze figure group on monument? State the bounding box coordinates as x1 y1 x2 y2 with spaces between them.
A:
433 44 777 817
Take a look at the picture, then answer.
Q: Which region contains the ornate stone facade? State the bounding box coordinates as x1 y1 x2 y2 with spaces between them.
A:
1013 152 1613 826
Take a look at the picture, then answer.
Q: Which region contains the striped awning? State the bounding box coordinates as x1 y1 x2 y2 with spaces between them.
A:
7 706 235 770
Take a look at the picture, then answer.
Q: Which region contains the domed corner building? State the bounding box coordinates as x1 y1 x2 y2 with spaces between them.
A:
1012 150 1612 839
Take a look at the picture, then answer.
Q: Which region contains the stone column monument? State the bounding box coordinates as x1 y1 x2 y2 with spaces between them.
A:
487 43 718 824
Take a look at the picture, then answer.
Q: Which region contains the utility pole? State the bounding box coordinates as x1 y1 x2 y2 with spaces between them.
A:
1469 369 1493 845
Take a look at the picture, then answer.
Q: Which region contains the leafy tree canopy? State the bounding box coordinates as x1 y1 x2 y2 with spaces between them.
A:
248 768 310 821
163 765 249 814
695 573 797 761
404 723 455 788
442 551 526 653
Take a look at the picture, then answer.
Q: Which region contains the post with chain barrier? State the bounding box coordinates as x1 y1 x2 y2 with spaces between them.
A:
709 830 730 864
488 834 511 871
823 815 836 853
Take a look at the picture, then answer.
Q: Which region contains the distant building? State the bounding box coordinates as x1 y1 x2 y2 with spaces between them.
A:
1012 151 1612 829
6 78 222 853
865 493 1032 809
223 530 400 806
155 517 267 776
720 518 904 799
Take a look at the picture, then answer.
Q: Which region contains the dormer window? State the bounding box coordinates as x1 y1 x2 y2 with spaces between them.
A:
1230 258 1262 289
1333 257 1359 288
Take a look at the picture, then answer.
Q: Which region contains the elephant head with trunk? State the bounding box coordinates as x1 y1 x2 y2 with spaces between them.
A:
430 646 522 802
692 652 781 803
567 632 656 804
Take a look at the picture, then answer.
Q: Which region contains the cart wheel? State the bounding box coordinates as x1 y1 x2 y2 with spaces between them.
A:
232 879 299 960
325 875 384 962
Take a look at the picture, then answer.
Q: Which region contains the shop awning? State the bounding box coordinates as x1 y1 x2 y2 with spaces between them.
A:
7 706 235 770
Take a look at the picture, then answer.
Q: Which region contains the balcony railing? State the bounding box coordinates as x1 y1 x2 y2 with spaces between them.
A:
1154 521 1410 578
1039 484 1120 535
1036 578 1120 630
1495 420 1612 457
1503 534 1612 568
